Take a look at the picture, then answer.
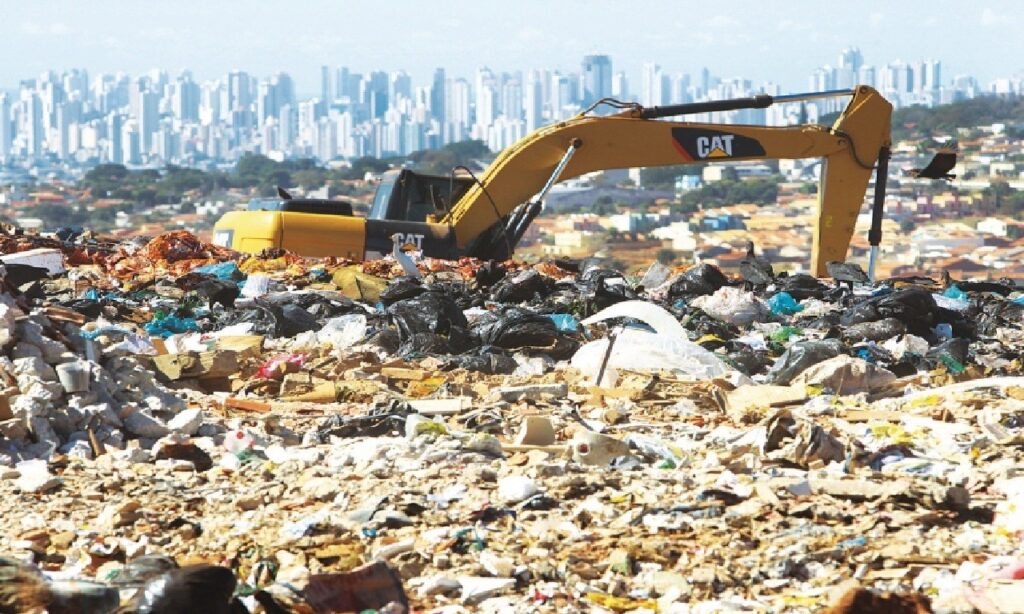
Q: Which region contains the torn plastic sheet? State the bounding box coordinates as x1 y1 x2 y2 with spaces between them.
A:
574 300 730 382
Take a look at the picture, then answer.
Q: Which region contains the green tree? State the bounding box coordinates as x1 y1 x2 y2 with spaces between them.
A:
341 156 391 179
592 195 617 215
293 168 328 190
656 248 677 265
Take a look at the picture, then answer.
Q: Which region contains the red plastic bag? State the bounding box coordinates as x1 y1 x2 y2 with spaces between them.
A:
256 353 306 380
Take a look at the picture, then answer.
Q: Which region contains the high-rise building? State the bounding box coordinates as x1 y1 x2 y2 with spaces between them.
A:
924 60 941 91
200 80 223 126
23 91 44 157
524 70 543 132
121 120 141 164
337 67 361 100
430 68 446 122
138 90 159 154
389 71 412 106
446 78 471 141
107 112 122 164
364 71 389 119
838 47 863 73
669 73 691 104
321 65 333 103
335 67 349 99
501 78 523 121
275 73 295 108
641 63 664 107
39 80 66 130
257 80 275 125
581 54 612 107
278 103 296 148
228 70 253 129
0 94 11 158
611 71 628 99
475 83 496 130
172 71 200 122
62 69 89 109
858 65 876 88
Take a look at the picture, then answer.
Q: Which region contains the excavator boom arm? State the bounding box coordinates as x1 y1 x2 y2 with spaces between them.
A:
444 85 891 276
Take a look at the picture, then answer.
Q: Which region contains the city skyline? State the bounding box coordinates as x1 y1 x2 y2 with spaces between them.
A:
0 44 1014 170
3 0 1022 96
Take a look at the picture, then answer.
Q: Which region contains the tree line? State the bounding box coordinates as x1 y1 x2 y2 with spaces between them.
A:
76 139 492 206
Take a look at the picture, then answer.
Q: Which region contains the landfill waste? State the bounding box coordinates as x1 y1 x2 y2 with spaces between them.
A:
1 230 1024 612
767 290 804 316
692 285 771 326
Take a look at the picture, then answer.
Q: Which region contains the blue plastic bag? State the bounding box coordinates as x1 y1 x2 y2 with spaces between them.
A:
193 262 244 282
767 292 803 316
547 313 579 333
144 314 199 338
943 285 968 300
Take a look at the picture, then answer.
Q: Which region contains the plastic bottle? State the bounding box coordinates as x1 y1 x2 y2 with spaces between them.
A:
223 429 254 453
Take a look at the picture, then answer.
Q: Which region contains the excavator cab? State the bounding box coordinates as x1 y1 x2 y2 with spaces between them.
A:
368 169 474 223
213 169 474 257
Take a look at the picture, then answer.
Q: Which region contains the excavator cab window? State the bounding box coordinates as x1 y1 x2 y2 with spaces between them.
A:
368 172 398 220
369 169 473 222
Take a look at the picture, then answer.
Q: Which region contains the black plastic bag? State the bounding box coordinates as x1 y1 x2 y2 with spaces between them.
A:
443 347 518 374
977 299 1024 336
379 277 426 306
276 303 321 337
668 264 729 300
387 291 468 340
840 287 937 336
475 261 507 288
474 308 579 359
768 338 846 385
264 291 359 319
842 317 907 343
776 273 830 300
927 337 970 365
726 346 773 376
316 401 412 439
490 269 553 303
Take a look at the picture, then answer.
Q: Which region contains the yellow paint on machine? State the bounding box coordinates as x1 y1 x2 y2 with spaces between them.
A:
216 210 365 259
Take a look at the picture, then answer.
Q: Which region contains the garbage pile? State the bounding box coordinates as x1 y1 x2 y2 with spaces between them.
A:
2 231 1024 612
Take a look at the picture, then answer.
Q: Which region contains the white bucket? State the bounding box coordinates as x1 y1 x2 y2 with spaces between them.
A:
55 361 90 393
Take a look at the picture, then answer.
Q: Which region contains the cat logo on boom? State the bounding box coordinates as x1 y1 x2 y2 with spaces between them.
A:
671 127 766 161
696 135 735 158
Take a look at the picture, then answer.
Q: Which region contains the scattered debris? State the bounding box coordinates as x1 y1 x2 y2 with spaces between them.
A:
1 229 1023 611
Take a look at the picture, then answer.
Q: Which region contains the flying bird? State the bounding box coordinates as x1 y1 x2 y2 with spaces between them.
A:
907 141 957 180
277 186 293 200
390 233 423 278
738 240 773 290
826 260 870 292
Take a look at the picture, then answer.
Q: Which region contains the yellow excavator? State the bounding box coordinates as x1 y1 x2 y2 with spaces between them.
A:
212 85 893 277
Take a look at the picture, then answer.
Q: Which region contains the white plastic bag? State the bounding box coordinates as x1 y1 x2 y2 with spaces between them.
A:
317 314 368 351
240 274 271 298
691 286 770 326
573 300 729 383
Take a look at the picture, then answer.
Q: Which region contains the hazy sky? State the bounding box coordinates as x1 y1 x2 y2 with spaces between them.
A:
4 0 1022 94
